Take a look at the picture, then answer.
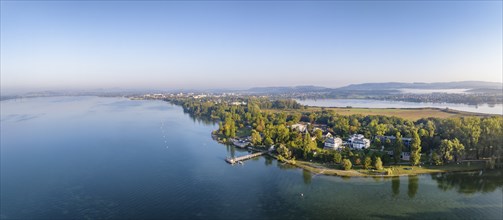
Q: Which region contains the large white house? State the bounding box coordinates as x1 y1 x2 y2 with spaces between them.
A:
324 137 343 150
347 134 370 149
291 123 308 133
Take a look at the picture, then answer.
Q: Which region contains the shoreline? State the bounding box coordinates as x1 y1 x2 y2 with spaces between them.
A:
156 97 500 178
292 160 488 178
215 135 489 178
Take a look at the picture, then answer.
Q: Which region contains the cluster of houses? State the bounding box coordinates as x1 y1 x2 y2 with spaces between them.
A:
323 133 370 151
227 123 413 161
290 123 412 161
290 123 371 151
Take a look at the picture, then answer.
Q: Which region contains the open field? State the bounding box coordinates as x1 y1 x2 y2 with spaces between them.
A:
265 107 492 121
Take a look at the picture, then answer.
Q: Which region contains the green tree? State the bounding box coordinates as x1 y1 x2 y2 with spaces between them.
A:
333 152 342 164
218 121 224 135
349 118 360 134
376 124 388 136
302 132 312 148
277 144 292 159
264 136 274 147
251 130 262 146
462 117 481 158
314 129 323 141
432 151 442 165
410 129 422 166
364 156 372 169
374 157 384 170
393 132 404 164
478 117 498 158
301 132 317 159
452 138 465 162
342 159 352 170
334 117 350 136
223 116 236 138
439 139 454 163
275 124 290 144
290 113 302 124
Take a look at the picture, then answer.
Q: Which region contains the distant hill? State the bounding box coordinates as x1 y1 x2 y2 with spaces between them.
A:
242 81 502 94
336 81 503 91
245 85 330 94
239 81 502 104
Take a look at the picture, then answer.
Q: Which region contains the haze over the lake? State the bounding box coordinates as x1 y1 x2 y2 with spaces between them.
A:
1 1 502 93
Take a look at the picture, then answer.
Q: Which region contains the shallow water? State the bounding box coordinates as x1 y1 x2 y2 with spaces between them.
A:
1 96 502 219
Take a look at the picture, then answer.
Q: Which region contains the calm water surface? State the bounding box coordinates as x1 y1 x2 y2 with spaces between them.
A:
296 99 503 115
399 89 469 94
1 97 502 219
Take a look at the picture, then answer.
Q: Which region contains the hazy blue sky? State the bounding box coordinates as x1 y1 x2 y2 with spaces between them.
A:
1 1 502 92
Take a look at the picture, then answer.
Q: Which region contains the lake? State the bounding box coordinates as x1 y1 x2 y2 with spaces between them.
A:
296 99 503 115
399 89 469 94
1 96 502 219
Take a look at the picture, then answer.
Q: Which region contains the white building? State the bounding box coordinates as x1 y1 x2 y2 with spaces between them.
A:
323 132 333 139
347 134 370 149
324 137 343 150
291 123 308 133
230 101 247 106
401 152 410 161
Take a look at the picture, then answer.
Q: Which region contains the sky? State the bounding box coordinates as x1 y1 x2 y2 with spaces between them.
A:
1 1 502 93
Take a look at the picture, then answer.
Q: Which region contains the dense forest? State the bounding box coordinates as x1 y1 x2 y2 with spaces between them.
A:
166 96 503 169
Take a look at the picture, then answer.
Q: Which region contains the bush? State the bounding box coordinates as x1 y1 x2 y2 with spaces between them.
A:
342 159 352 170
374 157 384 170
364 156 372 169
334 152 342 164
354 158 362 165
432 151 443 165
385 168 393 175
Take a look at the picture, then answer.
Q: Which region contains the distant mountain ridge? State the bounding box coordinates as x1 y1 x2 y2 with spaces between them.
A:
244 81 502 93
336 81 502 91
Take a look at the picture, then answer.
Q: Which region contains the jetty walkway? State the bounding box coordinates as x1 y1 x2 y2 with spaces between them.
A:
225 151 267 164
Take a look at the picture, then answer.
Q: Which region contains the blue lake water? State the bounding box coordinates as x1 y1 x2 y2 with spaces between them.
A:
296 99 503 115
1 96 502 219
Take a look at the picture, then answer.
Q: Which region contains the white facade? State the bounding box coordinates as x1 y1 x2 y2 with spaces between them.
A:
401 152 410 161
324 137 343 150
291 124 307 132
347 134 370 149
323 132 333 139
230 101 247 106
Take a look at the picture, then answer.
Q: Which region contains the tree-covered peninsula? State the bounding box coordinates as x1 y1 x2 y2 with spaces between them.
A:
154 95 502 176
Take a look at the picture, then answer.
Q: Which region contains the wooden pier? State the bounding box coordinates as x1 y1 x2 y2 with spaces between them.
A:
225 151 267 165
